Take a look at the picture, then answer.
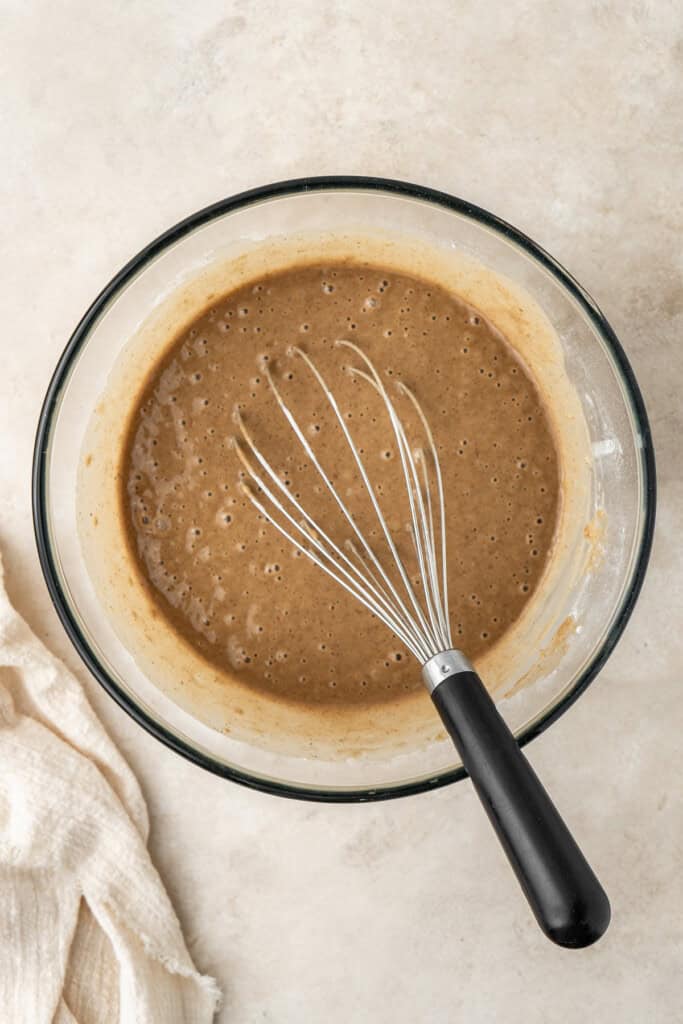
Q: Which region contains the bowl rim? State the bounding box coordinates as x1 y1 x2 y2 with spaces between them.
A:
32 175 656 802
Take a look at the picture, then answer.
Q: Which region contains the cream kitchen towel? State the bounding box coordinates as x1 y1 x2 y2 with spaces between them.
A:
0 551 221 1023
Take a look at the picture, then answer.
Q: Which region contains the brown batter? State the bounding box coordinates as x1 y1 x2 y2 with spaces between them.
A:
122 262 560 707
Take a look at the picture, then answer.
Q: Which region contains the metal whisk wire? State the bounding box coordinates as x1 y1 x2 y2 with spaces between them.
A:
232 340 452 665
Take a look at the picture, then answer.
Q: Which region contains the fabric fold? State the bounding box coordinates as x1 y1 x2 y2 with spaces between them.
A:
0 552 221 1023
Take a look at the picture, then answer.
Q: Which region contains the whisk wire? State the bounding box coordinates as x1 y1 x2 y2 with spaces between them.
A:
242 484 426 659
343 538 432 660
398 381 452 648
416 450 450 646
338 342 447 652
291 345 440 650
233 435 427 658
235 341 453 663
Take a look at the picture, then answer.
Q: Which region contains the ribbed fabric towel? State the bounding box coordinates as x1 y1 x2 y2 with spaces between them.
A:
0 552 221 1023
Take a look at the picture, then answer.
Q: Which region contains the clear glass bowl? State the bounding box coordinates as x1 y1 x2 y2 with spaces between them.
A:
33 177 655 801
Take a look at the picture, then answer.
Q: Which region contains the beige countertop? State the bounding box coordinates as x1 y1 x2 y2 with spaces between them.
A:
3 2 682 1020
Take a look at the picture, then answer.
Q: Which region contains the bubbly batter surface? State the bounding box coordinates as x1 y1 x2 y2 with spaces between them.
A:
122 262 560 706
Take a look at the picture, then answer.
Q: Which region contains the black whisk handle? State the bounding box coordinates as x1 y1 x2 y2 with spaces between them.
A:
430 667 610 948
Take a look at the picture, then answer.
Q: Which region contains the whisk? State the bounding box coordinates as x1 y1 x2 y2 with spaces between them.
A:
234 340 610 948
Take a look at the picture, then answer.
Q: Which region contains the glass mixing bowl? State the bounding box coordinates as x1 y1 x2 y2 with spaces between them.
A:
33 177 655 801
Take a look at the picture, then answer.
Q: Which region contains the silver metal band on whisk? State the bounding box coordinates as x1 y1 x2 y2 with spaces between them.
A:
421 649 474 694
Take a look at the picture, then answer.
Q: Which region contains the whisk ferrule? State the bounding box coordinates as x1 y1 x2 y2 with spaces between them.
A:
421 649 474 694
